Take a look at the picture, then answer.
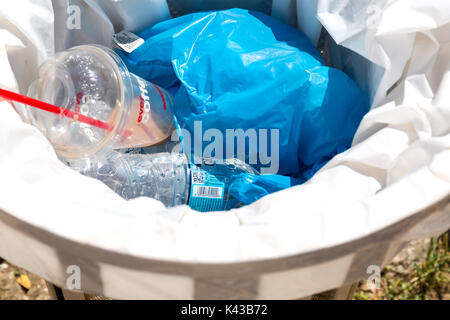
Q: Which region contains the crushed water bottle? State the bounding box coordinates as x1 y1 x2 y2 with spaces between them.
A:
73 152 256 212
118 139 181 155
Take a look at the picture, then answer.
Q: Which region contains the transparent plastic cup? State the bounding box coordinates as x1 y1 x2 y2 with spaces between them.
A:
26 45 174 160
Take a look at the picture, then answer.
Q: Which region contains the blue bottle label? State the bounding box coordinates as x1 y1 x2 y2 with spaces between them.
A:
188 169 225 212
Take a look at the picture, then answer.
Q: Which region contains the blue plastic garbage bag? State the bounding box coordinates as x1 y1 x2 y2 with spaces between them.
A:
228 173 305 205
117 9 369 183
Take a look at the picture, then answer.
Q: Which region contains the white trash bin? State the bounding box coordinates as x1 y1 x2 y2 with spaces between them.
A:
0 0 449 299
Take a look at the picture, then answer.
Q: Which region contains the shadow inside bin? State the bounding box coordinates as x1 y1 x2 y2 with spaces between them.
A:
166 0 273 18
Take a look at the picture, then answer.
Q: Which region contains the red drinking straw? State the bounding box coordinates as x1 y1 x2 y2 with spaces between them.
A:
0 87 111 130
0 88 132 138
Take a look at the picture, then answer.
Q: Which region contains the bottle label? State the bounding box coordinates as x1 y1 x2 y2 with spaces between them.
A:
188 169 224 212
113 30 144 53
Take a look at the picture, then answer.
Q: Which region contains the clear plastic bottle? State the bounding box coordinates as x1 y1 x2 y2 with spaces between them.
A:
118 138 181 155
73 152 255 211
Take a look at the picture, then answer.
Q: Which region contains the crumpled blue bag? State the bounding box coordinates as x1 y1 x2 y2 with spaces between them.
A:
228 173 304 205
117 9 369 200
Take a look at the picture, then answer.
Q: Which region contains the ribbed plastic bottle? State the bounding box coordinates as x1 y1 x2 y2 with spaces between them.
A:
118 139 181 155
75 152 255 212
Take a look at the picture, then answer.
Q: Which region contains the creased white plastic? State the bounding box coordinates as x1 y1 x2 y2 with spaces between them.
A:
0 0 449 261
318 0 450 107
0 0 449 298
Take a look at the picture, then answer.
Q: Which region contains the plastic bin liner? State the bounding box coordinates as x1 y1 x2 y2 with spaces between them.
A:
0 0 449 299
53 0 323 51
96 0 171 33
52 0 115 51
165 0 316 41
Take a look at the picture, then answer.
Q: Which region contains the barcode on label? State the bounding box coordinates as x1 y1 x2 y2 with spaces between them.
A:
192 186 222 199
113 30 144 53
192 171 204 184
